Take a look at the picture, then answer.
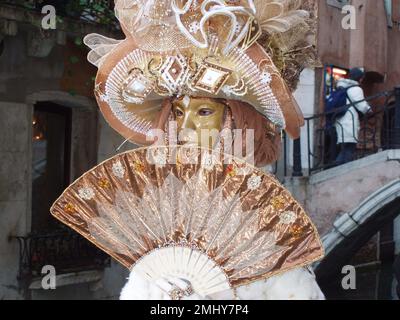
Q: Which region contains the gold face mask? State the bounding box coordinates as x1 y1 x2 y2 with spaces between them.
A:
172 96 226 148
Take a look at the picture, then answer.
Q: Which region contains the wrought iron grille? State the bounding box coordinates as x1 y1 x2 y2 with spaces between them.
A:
14 232 110 280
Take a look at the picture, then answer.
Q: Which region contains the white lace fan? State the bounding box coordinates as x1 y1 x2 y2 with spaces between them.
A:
51 146 323 298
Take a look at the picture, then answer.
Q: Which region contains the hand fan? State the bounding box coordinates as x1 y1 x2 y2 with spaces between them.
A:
51 145 324 298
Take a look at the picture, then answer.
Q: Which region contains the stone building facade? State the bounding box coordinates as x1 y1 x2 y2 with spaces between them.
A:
0 4 132 299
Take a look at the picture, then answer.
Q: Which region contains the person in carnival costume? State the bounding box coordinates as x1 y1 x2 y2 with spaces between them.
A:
51 0 325 300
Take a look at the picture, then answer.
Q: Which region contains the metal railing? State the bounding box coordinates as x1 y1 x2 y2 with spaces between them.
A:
289 86 400 176
13 232 110 281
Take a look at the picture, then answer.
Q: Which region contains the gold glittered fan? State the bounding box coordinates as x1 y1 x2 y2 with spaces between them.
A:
51 146 323 297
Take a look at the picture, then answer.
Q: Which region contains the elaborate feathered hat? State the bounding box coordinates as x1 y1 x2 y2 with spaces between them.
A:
85 0 316 145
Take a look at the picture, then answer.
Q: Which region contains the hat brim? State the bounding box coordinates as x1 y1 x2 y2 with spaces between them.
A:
243 43 304 139
94 38 304 146
95 38 164 145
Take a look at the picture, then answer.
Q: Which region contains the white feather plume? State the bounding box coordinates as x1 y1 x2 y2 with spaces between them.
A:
251 0 310 34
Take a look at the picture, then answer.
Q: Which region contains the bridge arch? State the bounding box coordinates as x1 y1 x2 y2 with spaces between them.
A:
315 179 400 298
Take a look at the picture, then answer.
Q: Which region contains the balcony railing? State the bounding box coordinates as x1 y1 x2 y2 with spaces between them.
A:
13 232 110 281
286 86 400 176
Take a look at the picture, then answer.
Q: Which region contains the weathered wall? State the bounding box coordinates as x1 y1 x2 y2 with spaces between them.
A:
0 28 95 103
317 0 400 90
0 102 31 299
318 0 389 75
0 13 127 300
285 150 400 235
317 0 352 68
0 30 63 102
362 0 388 75
379 10 400 91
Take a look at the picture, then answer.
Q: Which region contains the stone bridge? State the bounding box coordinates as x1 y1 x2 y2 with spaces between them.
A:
284 150 400 298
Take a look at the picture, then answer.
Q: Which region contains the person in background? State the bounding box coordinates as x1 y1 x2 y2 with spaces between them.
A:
335 68 372 165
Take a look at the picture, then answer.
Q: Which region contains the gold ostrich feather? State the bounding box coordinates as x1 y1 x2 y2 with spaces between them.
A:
252 0 321 91
252 0 310 34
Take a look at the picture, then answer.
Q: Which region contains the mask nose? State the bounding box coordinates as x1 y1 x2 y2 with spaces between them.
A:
179 113 197 144
180 111 196 130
